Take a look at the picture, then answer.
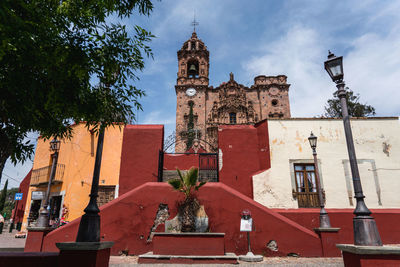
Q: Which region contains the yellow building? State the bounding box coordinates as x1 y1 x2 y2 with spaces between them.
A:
22 123 124 230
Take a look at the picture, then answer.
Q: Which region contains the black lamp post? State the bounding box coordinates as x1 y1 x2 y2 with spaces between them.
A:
76 126 105 242
36 138 61 228
324 51 382 246
308 132 331 228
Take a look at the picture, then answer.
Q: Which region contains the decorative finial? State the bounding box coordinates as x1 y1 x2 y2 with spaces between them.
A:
229 72 234 81
191 12 199 33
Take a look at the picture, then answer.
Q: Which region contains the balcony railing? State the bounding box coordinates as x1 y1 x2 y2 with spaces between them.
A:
30 164 65 187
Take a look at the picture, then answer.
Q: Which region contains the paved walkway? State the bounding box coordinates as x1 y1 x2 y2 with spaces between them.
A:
0 232 344 266
0 229 26 251
109 256 344 266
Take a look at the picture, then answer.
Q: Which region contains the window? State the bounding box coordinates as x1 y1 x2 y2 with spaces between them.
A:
293 164 319 208
229 112 237 124
97 186 116 207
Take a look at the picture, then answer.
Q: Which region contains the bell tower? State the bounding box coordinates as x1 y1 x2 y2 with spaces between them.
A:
175 31 210 152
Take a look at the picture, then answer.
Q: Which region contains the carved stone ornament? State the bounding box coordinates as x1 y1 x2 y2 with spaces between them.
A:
269 87 279 96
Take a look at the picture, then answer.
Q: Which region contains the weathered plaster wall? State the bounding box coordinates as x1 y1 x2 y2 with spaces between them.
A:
253 118 400 209
22 123 124 229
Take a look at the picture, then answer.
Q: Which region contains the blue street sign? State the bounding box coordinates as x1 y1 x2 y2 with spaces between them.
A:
14 193 23 201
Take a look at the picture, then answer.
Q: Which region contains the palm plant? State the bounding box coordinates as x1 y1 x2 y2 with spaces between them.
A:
168 167 206 232
168 167 206 198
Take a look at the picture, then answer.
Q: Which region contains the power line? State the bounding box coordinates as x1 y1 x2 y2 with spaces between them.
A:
2 173 22 184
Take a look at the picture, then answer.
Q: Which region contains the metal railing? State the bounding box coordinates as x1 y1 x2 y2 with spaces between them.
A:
30 164 65 186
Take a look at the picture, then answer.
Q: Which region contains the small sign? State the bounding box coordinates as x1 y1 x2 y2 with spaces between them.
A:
240 218 252 232
14 193 23 201
31 191 45 200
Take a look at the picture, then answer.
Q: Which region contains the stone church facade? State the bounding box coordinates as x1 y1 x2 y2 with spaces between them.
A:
175 32 291 152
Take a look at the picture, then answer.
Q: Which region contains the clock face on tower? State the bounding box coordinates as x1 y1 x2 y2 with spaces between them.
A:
186 87 197 97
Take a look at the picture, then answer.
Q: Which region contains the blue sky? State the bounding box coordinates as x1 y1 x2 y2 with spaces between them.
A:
3 0 400 188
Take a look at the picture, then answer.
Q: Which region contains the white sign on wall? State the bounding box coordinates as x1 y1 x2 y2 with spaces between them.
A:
31 191 45 200
240 218 252 232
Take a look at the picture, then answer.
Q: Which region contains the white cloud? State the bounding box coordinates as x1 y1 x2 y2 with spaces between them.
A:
346 31 400 116
242 25 331 117
243 1 400 117
142 110 176 136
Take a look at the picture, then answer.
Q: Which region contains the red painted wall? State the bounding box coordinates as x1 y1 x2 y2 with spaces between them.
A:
255 120 271 171
13 170 31 223
164 153 199 170
41 182 322 257
118 125 164 195
276 209 400 245
218 121 271 198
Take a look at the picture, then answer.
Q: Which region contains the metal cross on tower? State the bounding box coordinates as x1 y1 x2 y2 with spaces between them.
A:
191 14 199 32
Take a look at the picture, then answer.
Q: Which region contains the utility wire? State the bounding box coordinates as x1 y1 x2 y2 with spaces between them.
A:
2 173 22 184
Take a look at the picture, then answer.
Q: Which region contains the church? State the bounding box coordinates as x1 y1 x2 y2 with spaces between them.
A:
17 30 400 260
175 31 290 152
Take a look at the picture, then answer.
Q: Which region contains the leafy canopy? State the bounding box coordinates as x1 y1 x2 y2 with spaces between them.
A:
323 88 376 118
0 180 8 215
168 167 206 198
0 0 155 180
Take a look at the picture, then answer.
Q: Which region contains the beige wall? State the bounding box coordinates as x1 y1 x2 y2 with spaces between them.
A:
253 118 400 209
22 123 124 229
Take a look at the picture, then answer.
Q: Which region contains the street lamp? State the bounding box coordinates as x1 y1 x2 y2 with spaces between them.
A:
36 138 61 227
76 126 105 242
308 132 331 228
324 51 382 246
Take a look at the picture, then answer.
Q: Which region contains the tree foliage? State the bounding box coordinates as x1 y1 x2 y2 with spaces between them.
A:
323 88 376 118
1 187 18 219
0 0 155 182
0 180 8 215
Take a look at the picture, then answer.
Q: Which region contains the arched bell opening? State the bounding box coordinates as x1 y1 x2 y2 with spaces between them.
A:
187 60 199 78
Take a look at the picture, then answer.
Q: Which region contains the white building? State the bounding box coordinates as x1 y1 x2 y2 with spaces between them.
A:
253 117 400 209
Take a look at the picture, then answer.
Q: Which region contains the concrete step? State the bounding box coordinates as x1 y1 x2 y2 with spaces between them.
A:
138 252 238 264
153 233 225 256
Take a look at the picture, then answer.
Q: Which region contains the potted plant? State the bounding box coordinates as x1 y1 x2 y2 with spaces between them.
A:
168 167 206 232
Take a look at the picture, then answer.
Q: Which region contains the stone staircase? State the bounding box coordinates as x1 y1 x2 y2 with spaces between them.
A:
138 233 238 264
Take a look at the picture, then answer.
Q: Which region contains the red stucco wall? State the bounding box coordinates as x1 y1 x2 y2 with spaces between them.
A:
13 170 31 223
218 121 271 198
164 153 199 170
255 120 271 171
118 125 164 195
41 182 322 257
276 208 400 245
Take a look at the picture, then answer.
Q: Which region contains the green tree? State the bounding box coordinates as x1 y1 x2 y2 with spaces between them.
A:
323 88 376 118
3 188 18 219
168 167 206 232
0 0 155 183
0 180 8 214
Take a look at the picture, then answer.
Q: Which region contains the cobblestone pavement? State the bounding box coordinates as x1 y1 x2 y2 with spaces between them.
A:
109 256 344 267
0 229 26 250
